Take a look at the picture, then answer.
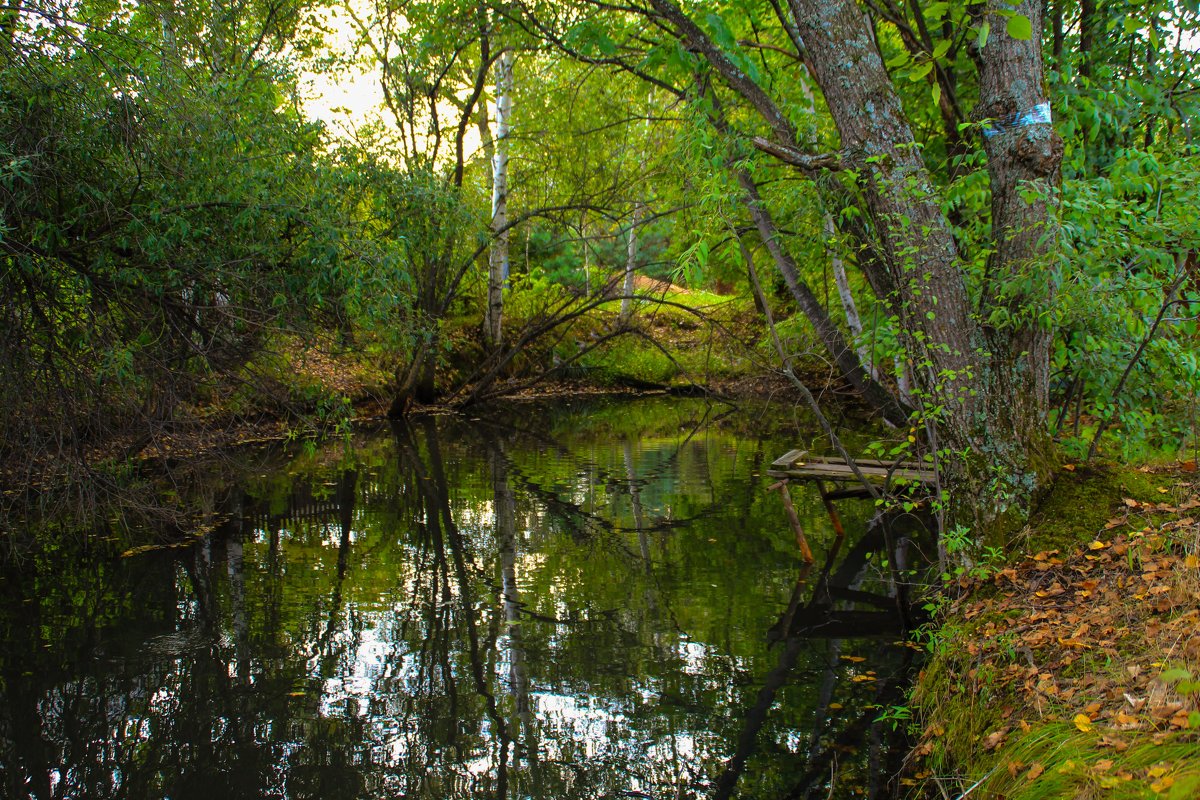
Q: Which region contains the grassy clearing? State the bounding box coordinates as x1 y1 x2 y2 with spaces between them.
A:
909 461 1200 799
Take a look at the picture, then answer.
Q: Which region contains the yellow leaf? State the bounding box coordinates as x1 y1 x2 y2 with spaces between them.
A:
840 655 866 662
1148 766 1169 778
1073 714 1093 732
1185 554 1199 569
828 702 843 710
1088 540 1108 550
1150 776 1175 793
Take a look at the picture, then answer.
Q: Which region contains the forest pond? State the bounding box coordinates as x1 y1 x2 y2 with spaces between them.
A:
0 398 931 799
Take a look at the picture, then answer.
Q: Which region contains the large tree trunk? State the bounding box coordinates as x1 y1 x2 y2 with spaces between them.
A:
788 0 1060 535
972 0 1063 515
486 49 514 348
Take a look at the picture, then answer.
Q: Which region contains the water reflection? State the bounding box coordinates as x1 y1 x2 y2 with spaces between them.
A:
0 399 929 799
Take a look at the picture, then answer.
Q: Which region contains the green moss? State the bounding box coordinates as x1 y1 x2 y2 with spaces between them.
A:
1024 461 1161 553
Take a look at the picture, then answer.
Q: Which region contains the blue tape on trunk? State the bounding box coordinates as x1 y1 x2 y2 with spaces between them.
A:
983 101 1052 138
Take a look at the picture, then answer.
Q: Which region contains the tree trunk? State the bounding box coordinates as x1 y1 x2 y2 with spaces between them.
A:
486 49 514 348
971 0 1063 512
1079 0 1097 80
620 201 642 322
738 172 910 428
788 0 1060 535
826 212 877 381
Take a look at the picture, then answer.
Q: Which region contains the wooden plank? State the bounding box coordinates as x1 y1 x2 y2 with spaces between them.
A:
770 448 808 469
767 464 936 483
767 448 936 485
800 454 927 471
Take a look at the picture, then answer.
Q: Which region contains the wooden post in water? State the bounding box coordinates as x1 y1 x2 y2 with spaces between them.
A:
769 479 814 563
816 480 846 541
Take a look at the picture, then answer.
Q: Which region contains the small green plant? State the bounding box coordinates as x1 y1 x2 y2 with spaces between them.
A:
875 704 914 731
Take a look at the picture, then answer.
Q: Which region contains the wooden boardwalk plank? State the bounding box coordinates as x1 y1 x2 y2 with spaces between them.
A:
767 449 936 485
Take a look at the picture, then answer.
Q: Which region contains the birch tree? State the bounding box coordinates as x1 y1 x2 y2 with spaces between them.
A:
486 49 515 348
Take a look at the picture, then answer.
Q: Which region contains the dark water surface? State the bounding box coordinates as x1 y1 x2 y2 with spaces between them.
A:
0 398 928 799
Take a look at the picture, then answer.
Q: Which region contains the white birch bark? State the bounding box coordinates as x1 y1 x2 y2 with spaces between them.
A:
485 49 514 348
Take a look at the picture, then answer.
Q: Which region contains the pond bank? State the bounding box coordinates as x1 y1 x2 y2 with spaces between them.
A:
908 461 1200 799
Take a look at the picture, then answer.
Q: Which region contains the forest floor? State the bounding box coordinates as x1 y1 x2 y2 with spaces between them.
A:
908 461 1200 799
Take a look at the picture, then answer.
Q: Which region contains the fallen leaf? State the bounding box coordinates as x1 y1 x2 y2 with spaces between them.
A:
1151 776 1176 793
1025 763 1044 781
982 728 1008 750
1073 714 1093 732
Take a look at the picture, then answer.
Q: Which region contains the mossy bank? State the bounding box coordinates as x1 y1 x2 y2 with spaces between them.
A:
907 462 1200 799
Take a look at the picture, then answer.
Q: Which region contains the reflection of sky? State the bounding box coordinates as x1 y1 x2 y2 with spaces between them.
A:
7 401 909 799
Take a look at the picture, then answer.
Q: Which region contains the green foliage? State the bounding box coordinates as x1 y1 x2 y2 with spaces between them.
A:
0 0 367 453
1054 146 1200 459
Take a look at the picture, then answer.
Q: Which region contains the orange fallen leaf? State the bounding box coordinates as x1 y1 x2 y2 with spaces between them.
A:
1151 776 1176 793
1025 763 1045 781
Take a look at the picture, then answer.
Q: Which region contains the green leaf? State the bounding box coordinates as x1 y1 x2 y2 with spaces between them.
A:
977 20 991 49
1006 14 1032 40
925 2 950 20
1160 668 1193 684
932 82 942 106
909 61 933 81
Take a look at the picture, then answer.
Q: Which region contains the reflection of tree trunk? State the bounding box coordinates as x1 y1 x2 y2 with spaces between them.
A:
806 638 842 761
417 419 512 799
624 440 648 567
490 443 541 790
314 470 358 669
226 490 250 686
713 635 807 800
